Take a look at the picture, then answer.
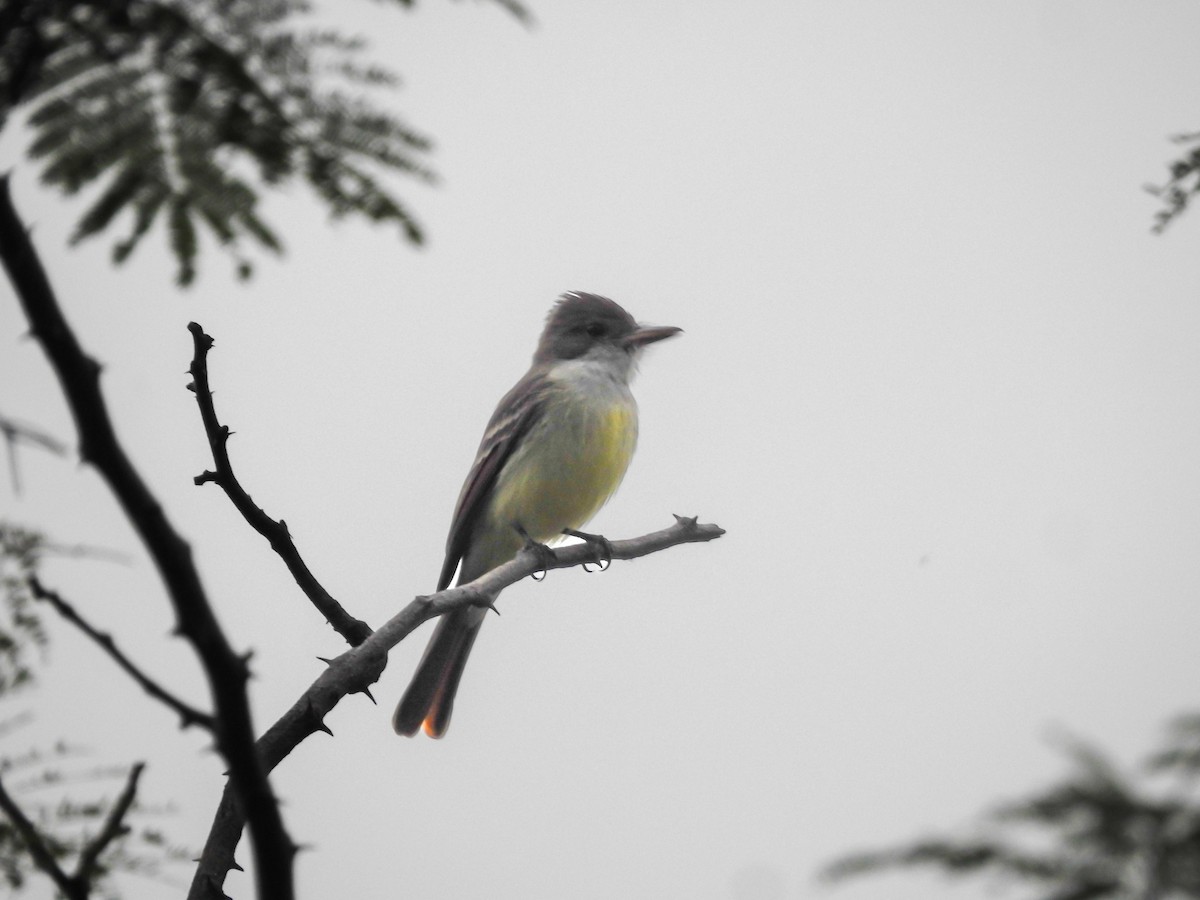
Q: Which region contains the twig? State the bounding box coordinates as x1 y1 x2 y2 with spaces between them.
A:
0 174 296 900
40 541 132 565
186 322 372 646
0 415 67 455
188 515 724 898
368 516 726 650
73 761 145 887
29 576 214 730
0 413 68 494
0 770 83 899
0 760 146 899
9 762 139 795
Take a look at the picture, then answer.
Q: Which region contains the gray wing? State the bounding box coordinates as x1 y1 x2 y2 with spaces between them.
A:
436 366 552 590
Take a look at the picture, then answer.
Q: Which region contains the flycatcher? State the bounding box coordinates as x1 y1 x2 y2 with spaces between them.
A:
393 291 681 738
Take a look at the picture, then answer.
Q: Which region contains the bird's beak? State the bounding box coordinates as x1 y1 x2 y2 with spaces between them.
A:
623 324 683 349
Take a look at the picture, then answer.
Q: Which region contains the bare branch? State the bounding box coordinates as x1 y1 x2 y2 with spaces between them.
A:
0 174 295 900
374 515 726 648
186 322 372 646
72 761 145 887
0 413 68 494
0 770 83 899
0 414 67 455
39 541 131 565
29 576 214 730
189 515 724 897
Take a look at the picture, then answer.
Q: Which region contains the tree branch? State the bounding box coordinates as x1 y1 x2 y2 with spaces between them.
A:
188 515 724 898
0 414 67 456
0 771 83 899
367 516 727 652
29 576 214 730
0 412 68 494
72 761 145 888
0 760 148 899
186 322 372 646
0 172 295 900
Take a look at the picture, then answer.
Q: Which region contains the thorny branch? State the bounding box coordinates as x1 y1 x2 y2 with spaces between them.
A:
0 173 296 900
29 576 214 730
186 322 373 646
1 184 725 898
188 515 725 898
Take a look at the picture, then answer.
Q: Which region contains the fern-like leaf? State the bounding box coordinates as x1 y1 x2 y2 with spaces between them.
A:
6 0 459 284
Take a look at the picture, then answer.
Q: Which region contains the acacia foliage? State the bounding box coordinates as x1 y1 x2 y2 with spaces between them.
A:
825 716 1200 899
0 0 463 284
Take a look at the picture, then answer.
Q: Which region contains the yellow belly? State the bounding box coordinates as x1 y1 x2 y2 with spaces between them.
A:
489 398 637 543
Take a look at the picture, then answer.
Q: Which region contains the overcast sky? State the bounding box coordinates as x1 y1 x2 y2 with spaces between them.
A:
4 2 1200 899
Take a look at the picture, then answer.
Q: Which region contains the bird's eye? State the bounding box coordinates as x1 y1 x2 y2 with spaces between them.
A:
585 322 606 337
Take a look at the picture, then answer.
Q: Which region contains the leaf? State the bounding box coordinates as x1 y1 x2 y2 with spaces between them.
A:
822 719 1200 898
168 197 198 286
0 523 47 697
1148 131 1200 234
11 0 443 285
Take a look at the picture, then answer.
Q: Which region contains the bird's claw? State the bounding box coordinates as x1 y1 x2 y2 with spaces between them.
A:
514 523 556 580
563 528 613 572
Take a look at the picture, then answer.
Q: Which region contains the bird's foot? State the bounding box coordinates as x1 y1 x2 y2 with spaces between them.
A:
563 528 613 572
514 523 556 581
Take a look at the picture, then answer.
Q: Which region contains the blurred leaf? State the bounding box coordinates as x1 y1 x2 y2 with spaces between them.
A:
823 715 1200 899
3 0 453 284
1147 131 1200 234
0 744 192 895
0 524 46 698
1147 713 1200 776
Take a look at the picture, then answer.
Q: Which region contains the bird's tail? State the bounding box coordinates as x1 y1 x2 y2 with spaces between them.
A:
392 607 485 738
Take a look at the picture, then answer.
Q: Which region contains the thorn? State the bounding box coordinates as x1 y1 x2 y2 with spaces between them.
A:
316 656 333 666
673 513 699 529
185 381 196 393
314 721 333 737
465 589 501 615
357 686 377 705
187 324 214 352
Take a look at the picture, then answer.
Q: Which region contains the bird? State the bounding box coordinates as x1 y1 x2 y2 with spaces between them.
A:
392 291 681 738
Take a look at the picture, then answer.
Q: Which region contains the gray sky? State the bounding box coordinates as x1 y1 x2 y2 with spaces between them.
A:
3 2 1200 898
